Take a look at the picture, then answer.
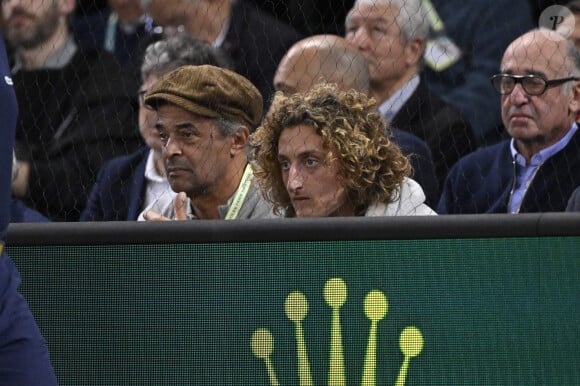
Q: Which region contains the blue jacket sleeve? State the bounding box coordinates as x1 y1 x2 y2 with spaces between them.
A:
0 32 58 385
0 33 17 242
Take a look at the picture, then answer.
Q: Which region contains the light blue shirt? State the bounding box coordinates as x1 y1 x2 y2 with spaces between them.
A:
378 75 420 120
508 123 578 213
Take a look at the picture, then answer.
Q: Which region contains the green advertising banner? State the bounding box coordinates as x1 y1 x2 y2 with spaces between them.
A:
7 236 580 385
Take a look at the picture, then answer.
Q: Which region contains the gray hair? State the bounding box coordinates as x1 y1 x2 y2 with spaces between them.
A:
214 117 245 137
563 40 580 94
351 0 430 42
140 32 233 81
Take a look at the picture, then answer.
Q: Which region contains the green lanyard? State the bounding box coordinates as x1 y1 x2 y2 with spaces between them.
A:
225 164 253 220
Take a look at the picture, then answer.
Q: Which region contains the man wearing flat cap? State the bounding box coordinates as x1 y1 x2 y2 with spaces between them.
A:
138 65 276 220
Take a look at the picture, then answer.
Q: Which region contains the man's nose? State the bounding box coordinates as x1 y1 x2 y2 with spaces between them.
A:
348 27 371 51
163 137 182 157
286 165 304 193
508 83 530 105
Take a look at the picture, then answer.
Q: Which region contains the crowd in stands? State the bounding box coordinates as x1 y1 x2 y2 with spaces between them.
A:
4 0 580 380
3 0 580 223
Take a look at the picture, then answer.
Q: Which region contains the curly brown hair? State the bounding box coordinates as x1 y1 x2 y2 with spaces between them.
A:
250 82 411 216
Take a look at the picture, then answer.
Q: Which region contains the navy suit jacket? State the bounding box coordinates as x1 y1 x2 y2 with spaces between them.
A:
0 31 57 384
391 79 475 187
11 198 50 223
438 129 580 214
81 146 149 221
391 128 439 207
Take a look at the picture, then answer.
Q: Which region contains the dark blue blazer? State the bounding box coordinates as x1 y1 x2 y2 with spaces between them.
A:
391 128 439 207
438 129 580 214
81 146 149 221
391 79 475 187
0 31 58 384
11 198 50 223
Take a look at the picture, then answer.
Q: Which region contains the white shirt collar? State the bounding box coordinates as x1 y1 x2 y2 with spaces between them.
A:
378 75 420 119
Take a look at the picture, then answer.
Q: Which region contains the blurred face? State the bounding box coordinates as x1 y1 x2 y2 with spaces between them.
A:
138 75 163 151
156 104 234 197
345 2 408 91
108 0 143 24
274 48 321 95
500 32 580 152
144 0 192 28
277 124 353 217
2 0 63 49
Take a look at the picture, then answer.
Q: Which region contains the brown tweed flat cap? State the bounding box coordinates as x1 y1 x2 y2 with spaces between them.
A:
144 65 263 127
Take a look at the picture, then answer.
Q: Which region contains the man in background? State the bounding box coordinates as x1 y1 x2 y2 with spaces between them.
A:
141 0 303 103
139 65 276 220
345 0 475 187
251 83 436 217
81 33 232 221
439 29 580 214
274 34 440 206
3 0 142 221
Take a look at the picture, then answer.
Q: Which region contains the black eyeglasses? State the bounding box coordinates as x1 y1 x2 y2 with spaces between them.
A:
491 74 580 96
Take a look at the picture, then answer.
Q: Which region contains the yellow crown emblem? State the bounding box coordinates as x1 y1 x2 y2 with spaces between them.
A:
251 277 424 386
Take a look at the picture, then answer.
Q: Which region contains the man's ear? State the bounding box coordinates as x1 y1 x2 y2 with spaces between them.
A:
569 81 580 114
230 126 250 156
404 38 425 67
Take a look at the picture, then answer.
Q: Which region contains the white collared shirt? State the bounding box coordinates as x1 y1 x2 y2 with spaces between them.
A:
508 123 578 213
378 75 420 120
143 149 175 211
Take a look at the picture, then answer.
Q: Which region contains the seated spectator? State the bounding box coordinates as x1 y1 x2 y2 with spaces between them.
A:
0 28 57 385
72 0 158 88
11 152 49 223
422 0 533 146
138 65 276 220
250 82 436 217
345 0 475 188
438 29 580 214
4 0 142 221
141 0 303 103
81 33 232 221
274 33 440 207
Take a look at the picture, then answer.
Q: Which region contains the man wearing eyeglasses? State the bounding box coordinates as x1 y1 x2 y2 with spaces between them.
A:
438 28 580 214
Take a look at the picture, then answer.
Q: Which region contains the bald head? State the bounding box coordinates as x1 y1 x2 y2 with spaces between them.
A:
502 29 580 80
274 34 370 95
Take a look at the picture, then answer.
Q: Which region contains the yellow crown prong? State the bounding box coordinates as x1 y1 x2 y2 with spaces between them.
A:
285 291 313 386
324 278 347 308
399 326 424 358
285 291 308 322
251 328 280 386
395 327 423 386
364 290 388 322
361 290 388 386
251 328 274 359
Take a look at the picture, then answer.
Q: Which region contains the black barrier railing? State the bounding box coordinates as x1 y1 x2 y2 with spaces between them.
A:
6 212 580 245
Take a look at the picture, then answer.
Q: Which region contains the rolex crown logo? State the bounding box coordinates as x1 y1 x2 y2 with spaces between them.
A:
251 277 424 386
